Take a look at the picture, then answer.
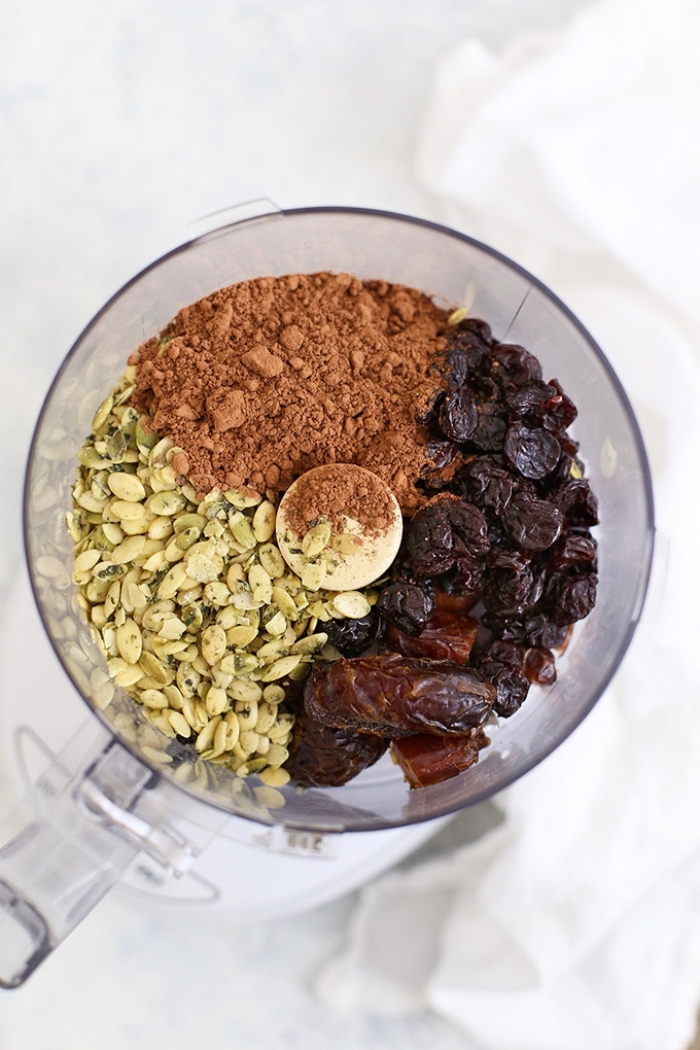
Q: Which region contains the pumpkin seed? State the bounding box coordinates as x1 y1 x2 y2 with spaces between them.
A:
260 654 302 682
201 624 227 665
92 394 114 432
147 490 187 516
116 619 142 664
302 520 332 560
108 472 146 502
252 500 276 543
330 591 371 619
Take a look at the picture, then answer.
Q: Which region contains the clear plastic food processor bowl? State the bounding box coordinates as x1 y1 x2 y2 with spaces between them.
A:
2 206 653 985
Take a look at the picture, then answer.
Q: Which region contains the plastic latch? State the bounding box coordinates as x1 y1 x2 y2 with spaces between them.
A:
75 744 198 876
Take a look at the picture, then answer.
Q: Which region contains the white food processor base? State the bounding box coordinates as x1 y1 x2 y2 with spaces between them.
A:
0 568 446 921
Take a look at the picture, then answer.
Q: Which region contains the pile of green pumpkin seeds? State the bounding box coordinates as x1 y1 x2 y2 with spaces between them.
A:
67 368 378 786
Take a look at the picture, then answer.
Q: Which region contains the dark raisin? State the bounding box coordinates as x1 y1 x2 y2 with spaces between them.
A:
523 647 557 686
551 480 599 527
489 343 542 387
504 492 564 551
325 608 384 657
377 583 434 637
504 422 561 479
439 387 478 442
421 440 458 475
549 572 598 626
477 640 530 718
505 380 560 424
549 532 598 571
460 457 515 515
471 414 507 452
541 378 578 433
523 614 570 649
406 493 490 577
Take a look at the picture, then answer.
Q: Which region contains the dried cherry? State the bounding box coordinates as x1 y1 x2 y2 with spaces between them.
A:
377 583 434 637
406 493 490 577
504 492 564 551
421 440 458 475
453 317 494 346
438 556 485 605
477 641 530 718
548 571 598 626
522 614 570 650
483 562 543 618
438 387 478 442
549 532 598 571
471 412 508 452
504 422 561 480
324 608 384 657
489 343 542 387
541 379 578 433
551 479 599 527
506 380 560 423
460 456 515 515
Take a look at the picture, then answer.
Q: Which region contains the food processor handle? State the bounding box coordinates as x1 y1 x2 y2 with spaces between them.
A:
0 734 200 988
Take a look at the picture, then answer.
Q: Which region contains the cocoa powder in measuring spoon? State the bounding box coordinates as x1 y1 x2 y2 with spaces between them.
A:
130 272 449 511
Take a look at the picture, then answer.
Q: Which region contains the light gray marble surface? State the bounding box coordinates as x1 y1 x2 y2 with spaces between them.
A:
0 1 586 1046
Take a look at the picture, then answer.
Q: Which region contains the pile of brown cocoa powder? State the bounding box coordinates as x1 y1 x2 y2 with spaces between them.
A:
130 272 450 512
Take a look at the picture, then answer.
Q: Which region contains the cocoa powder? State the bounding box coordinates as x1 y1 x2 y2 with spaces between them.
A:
130 272 450 512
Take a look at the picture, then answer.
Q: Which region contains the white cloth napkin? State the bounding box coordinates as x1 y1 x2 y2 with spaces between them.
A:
315 2 700 1048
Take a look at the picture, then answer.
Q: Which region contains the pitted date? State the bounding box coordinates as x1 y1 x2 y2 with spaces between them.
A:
285 710 388 787
386 609 478 665
304 654 495 737
391 730 489 789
